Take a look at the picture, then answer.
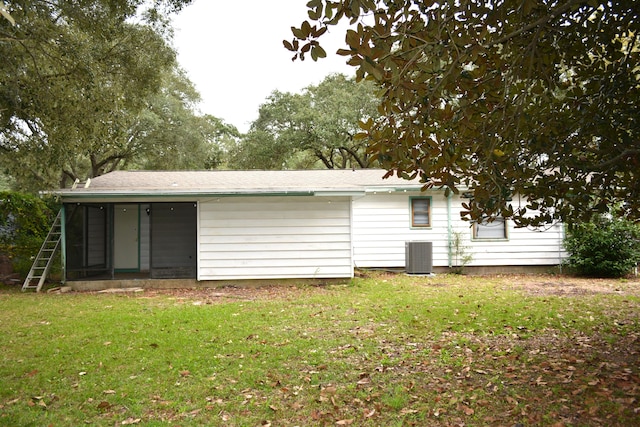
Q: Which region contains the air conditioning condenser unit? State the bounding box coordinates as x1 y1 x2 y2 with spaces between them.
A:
405 241 433 275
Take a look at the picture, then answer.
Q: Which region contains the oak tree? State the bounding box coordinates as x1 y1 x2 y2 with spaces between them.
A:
0 0 195 190
229 73 381 170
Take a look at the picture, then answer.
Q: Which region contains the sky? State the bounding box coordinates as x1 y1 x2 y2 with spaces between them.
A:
171 1 355 133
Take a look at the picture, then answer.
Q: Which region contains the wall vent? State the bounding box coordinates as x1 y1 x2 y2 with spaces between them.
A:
405 241 433 274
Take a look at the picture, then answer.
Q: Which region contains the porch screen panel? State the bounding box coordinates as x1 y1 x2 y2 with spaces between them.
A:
86 206 106 266
150 202 197 278
64 204 109 279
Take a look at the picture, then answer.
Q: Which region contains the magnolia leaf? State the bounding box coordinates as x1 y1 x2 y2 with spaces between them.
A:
283 40 295 51
345 29 360 48
325 3 335 21
291 26 306 39
358 118 373 130
460 404 474 416
0 2 15 26
301 20 312 37
312 26 327 38
311 45 327 60
308 5 322 20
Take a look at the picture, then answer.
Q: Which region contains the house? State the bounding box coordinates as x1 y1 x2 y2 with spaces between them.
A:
53 169 566 288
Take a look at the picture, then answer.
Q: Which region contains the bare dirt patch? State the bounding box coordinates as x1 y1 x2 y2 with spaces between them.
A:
501 275 640 297
138 274 640 301
140 283 330 305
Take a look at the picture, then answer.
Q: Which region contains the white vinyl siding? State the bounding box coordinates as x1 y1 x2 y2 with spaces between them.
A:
466 221 565 266
473 217 507 240
352 193 449 268
353 193 566 268
455 197 566 266
198 196 353 280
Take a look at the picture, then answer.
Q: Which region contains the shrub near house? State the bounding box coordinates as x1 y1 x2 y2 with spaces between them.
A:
564 216 640 278
0 192 55 278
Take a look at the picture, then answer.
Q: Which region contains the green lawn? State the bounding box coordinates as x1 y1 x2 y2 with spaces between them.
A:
1 273 639 426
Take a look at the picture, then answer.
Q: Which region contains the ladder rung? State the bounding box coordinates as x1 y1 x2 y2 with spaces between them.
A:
22 209 62 292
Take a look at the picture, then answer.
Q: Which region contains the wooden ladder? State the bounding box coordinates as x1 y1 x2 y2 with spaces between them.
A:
22 210 62 292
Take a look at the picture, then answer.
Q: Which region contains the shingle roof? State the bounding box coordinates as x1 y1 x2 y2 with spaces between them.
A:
56 169 424 197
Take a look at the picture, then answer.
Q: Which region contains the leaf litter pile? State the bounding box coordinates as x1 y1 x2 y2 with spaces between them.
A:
1 273 639 426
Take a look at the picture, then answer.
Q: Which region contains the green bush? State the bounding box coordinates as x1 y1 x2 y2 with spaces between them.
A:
0 192 57 277
564 216 640 278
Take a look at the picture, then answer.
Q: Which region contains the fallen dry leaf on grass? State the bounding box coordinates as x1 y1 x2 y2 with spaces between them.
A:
97 401 111 410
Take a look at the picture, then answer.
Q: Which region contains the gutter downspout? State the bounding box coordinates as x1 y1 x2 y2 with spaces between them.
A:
447 192 453 268
559 222 565 274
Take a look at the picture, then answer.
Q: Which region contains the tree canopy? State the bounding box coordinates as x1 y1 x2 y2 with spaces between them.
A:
287 0 639 226
0 0 229 191
228 73 381 170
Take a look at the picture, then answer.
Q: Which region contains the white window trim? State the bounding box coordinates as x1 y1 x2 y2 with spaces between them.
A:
410 197 432 228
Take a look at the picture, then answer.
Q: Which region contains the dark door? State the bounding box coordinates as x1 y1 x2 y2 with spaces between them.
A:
150 202 197 278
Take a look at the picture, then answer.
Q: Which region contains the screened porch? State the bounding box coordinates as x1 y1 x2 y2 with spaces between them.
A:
63 202 197 280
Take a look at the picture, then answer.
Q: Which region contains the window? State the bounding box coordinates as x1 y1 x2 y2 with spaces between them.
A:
473 217 507 239
411 197 431 227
